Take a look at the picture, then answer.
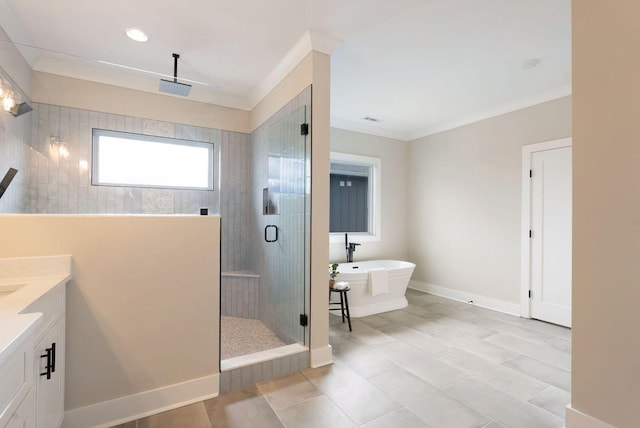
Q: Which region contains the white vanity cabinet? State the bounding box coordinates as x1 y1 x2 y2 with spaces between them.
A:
0 256 71 428
23 283 66 428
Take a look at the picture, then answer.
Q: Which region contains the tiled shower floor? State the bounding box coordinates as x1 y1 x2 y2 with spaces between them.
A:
221 316 286 360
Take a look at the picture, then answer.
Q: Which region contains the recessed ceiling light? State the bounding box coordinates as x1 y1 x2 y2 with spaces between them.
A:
521 58 542 70
126 28 149 43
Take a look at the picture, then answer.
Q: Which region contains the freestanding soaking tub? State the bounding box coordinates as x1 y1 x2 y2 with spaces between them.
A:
334 260 416 317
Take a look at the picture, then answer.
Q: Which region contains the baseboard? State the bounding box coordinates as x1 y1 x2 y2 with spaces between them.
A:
565 404 615 428
62 374 219 428
310 344 333 368
408 280 520 316
565 405 616 428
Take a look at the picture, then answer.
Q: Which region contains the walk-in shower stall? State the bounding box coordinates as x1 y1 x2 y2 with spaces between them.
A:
0 57 313 392
219 88 311 388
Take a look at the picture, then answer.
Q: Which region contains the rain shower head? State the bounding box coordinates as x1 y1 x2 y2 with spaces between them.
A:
159 79 191 96
159 53 191 97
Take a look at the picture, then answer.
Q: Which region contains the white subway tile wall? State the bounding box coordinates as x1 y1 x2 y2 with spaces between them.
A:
0 103 32 213
221 274 260 319
27 103 226 215
220 130 251 272
219 351 310 393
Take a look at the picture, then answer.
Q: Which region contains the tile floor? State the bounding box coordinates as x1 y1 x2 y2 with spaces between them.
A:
114 289 571 428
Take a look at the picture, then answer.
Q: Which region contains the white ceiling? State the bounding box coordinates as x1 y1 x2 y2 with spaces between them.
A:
0 0 571 141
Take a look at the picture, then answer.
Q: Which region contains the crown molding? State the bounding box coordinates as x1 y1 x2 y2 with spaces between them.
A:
249 29 341 109
331 87 572 142
407 86 573 141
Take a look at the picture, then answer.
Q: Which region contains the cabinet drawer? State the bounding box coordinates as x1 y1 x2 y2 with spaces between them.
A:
0 339 34 426
23 284 65 343
6 388 35 428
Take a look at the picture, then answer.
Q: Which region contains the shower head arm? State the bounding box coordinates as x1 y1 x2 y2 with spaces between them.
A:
172 53 180 83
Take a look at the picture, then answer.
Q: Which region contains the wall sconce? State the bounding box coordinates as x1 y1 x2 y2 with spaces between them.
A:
50 136 70 159
2 91 15 111
0 72 32 117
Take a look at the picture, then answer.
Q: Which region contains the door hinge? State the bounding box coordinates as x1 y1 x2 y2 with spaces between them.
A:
529 230 532 238
528 290 531 298
300 123 309 136
299 314 308 326
529 169 532 178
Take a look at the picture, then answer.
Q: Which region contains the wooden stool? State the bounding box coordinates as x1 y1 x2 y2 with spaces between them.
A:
329 285 352 331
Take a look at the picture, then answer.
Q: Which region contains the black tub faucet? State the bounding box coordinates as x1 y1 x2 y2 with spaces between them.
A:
345 233 361 263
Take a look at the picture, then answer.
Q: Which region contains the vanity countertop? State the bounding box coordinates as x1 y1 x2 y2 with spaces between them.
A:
0 274 71 315
0 255 71 365
0 313 42 367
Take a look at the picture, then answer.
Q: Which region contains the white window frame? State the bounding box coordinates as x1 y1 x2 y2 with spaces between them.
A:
91 129 215 191
329 152 381 243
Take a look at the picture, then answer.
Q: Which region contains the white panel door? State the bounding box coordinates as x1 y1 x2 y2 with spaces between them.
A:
530 146 572 327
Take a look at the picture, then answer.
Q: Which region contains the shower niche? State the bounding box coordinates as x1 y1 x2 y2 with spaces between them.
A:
262 187 279 215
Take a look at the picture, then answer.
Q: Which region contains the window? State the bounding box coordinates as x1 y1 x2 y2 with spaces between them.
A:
329 152 381 242
92 129 214 190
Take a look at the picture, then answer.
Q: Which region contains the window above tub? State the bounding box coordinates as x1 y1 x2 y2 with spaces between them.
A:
92 129 214 190
329 152 381 243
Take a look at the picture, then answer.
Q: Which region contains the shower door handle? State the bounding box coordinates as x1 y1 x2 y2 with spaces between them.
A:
265 225 278 243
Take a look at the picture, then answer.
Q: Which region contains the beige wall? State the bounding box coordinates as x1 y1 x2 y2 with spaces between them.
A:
0 215 220 410
408 96 571 304
571 2 640 427
31 72 251 134
329 128 409 263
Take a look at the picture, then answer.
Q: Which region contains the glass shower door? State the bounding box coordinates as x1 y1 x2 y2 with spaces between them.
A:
263 105 309 346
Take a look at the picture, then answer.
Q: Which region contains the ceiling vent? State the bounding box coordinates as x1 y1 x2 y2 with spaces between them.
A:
159 53 192 97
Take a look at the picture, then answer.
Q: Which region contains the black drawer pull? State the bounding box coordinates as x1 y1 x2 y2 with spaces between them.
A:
51 342 56 373
40 342 56 379
40 347 52 379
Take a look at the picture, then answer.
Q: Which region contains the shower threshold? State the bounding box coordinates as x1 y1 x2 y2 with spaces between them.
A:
221 343 308 372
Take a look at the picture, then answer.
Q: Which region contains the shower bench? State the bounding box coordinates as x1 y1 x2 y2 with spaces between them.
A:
221 271 260 319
